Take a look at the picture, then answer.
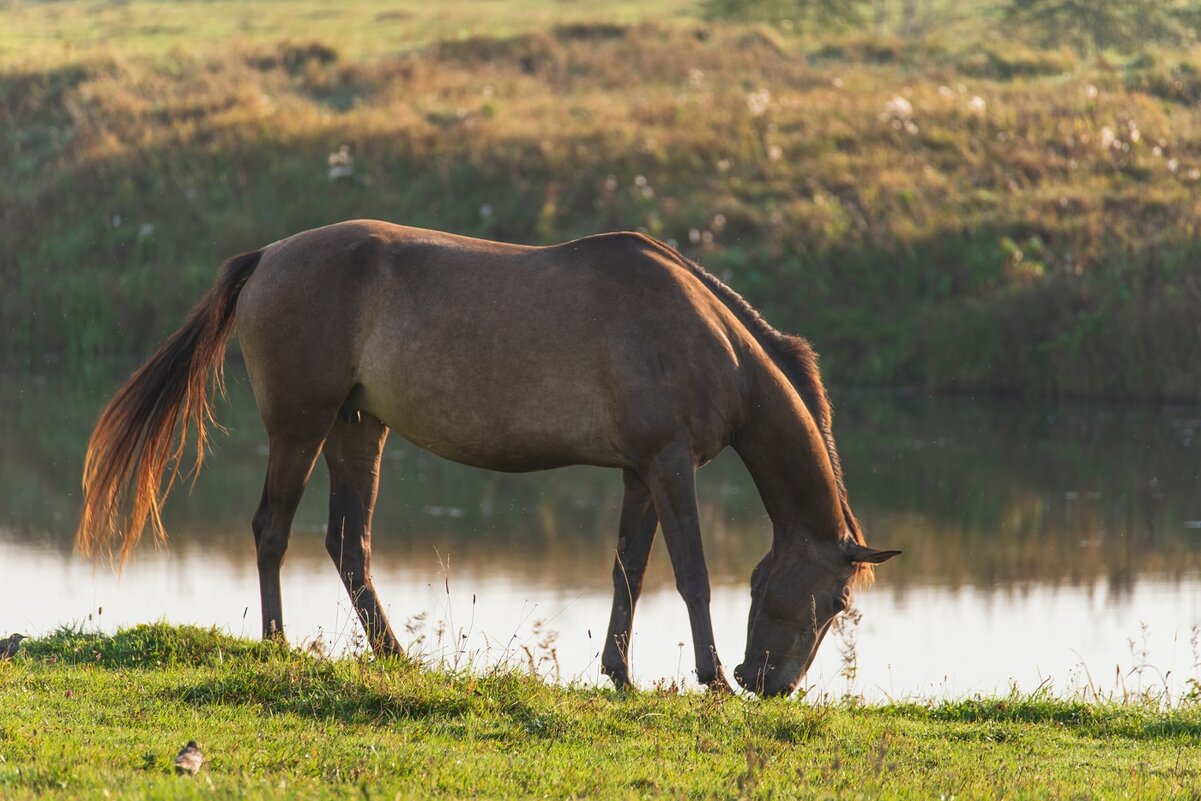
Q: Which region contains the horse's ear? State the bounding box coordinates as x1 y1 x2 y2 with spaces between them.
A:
842 542 903 564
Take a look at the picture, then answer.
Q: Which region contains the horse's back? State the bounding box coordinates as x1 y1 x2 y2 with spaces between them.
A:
237 221 748 470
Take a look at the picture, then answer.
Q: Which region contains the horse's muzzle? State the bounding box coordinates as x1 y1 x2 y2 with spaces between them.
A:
734 656 802 697
733 660 772 694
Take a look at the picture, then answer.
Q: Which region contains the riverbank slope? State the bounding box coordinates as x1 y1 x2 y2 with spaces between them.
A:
4 2 1201 399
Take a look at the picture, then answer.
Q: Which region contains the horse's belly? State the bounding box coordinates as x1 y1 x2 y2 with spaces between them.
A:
356 362 628 472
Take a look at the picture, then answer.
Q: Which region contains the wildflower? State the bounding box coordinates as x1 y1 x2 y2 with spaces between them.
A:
688 68 704 88
938 85 954 98
138 223 154 239
688 229 702 244
831 76 844 89
746 88 772 117
717 158 731 173
767 144 783 161
968 95 987 114
883 95 913 120
479 204 494 221
1086 84 1099 100
1099 127 1115 151
328 145 354 181
712 213 726 231
634 175 648 187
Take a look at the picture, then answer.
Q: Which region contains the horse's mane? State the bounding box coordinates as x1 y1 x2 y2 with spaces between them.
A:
637 235 871 583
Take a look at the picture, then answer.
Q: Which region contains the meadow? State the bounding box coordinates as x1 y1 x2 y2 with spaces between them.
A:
2 624 1200 799
3 0 1201 398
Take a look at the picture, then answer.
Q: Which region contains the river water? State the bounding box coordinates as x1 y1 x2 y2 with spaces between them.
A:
3 374 1200 700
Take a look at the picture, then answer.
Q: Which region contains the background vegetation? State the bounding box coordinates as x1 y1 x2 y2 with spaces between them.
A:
3 0 1201 399
3 625 1200 799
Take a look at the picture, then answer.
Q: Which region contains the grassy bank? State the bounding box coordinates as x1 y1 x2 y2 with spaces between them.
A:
3 1 1201 399
0 625 1199 799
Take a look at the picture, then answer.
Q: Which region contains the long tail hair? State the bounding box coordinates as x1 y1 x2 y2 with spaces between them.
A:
76 249 263 563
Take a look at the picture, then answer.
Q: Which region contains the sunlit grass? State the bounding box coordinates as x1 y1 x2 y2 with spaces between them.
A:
2 624 1199 799
0 0 701 66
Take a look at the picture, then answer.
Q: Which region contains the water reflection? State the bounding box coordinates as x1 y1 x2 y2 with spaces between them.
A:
2 374 1200 698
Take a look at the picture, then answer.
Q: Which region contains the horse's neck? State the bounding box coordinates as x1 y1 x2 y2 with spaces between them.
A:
733 366 844 541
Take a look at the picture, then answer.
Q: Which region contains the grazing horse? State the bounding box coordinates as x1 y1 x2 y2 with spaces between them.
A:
77 220 899 696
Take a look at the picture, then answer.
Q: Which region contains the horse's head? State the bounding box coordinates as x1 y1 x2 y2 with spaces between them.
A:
734 538 900 697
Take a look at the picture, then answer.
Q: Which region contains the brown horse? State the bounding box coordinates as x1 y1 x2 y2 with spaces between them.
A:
76 220 899 696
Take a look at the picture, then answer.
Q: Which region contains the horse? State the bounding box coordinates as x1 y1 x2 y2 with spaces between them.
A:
76 220 900 696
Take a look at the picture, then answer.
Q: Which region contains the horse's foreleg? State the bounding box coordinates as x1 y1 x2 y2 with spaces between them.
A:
600 469 658 690
255 431 325 642
643 448 732 692
323 414 402 656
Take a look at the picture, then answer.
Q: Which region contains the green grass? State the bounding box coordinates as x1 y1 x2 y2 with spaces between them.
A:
2 624 1200 799
3 1 1201 399
0 0 702 66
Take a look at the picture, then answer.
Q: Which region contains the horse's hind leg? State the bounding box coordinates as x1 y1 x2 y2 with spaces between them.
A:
253 428 328 641
322 413 402 655
601 469 658 689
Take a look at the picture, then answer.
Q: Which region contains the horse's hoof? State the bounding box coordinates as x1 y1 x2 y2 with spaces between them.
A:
370 638 405 659
704 669 735 695
603 666 633 691
707 679 735 695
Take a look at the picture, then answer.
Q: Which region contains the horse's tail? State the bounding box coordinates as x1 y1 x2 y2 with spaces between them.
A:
76 249 263 564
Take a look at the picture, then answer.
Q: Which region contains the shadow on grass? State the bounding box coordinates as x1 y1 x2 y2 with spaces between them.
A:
894 696 1201 740
22 624 576 734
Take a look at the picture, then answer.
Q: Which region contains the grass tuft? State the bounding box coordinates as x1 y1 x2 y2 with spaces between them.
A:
21 622 282 667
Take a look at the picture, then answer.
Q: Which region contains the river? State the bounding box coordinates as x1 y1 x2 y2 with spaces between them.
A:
3 374 1200 700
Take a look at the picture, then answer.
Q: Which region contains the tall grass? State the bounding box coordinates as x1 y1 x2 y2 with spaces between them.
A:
3 9 1200 398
